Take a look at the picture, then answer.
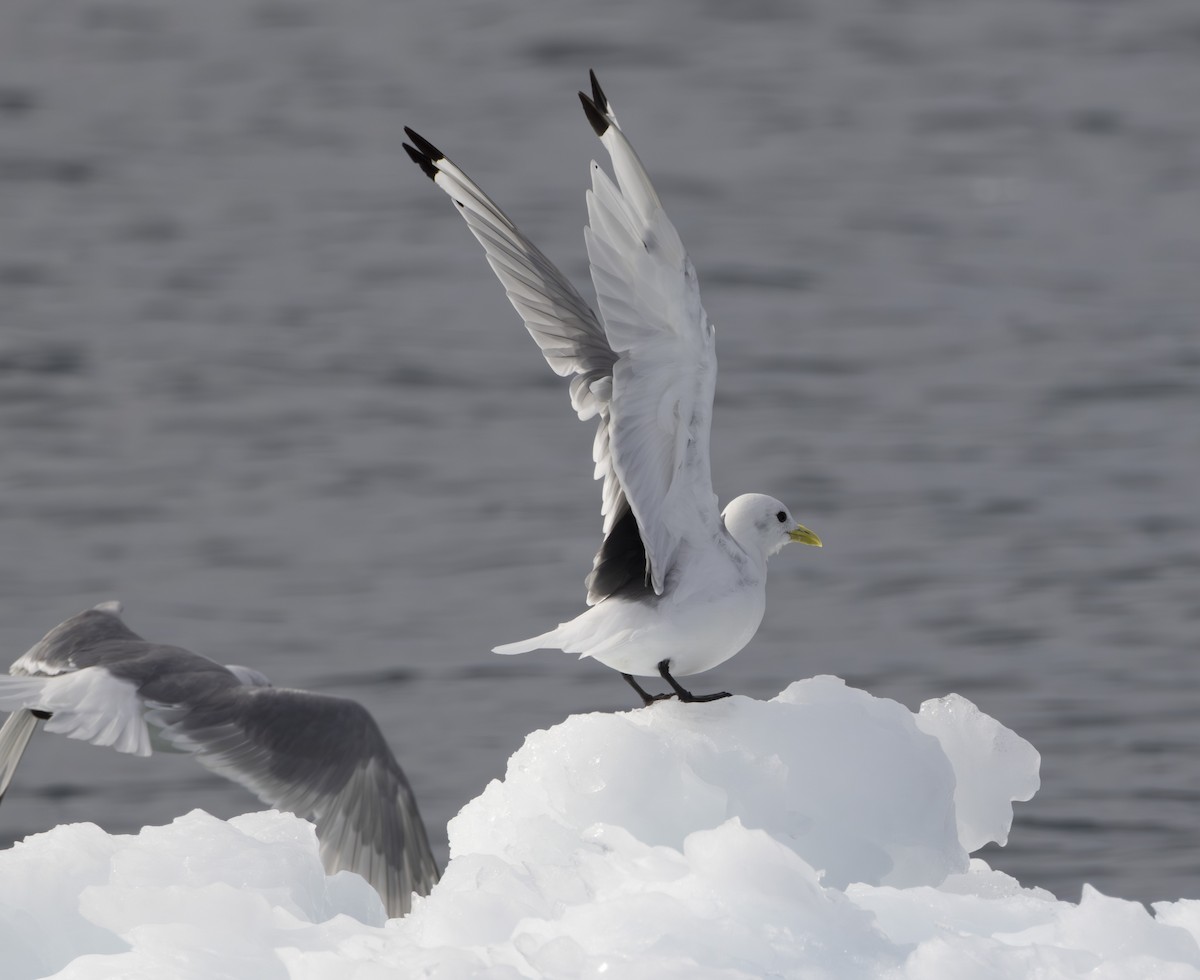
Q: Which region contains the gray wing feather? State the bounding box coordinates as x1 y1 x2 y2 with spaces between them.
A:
0 709 40 804
147 686 439 917
11 603 142 675
404 74 721 603
403 129 643 603
4 605 439 918
412 136 616 399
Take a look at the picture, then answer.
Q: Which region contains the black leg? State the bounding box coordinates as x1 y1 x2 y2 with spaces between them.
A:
657 660 731 703
622 672 674 706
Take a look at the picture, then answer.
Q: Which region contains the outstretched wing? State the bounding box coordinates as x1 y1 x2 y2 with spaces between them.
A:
579 72 720 595
403 72 720 598
147 686 440 917
1 604 439 918
403 127 636 602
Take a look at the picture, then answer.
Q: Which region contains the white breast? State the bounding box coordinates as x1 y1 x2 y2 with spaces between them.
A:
582 576 767 678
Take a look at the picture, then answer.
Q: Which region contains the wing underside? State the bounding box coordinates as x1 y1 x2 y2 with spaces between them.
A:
404 72 721 600
1 605 440 918
149 686 440 916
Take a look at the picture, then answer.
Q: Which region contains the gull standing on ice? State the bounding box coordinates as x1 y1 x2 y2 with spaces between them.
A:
0 602 439 917
403 73 822 705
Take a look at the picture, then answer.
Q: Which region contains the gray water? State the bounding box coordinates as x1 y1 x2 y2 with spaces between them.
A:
1 0 1198 906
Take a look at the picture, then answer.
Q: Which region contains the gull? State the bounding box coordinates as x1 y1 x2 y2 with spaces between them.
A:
0 602 439 917
403 72 822 705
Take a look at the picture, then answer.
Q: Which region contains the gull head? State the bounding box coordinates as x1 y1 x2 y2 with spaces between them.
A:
722 493 823 561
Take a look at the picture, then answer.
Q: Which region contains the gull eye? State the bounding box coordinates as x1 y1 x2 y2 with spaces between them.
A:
776 511 787 523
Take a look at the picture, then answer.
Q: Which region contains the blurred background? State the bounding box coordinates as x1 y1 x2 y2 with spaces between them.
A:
1 0 1197 904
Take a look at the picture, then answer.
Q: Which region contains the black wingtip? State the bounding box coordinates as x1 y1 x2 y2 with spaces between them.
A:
588 69 609 115
403 142 439 181
578 91 608 137
403 126 444 162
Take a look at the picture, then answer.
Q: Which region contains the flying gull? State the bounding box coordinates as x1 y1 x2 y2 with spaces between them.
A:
403 72 822 705
0 602 439 917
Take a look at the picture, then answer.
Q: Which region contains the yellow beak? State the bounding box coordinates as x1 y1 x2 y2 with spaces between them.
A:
788 524 823 547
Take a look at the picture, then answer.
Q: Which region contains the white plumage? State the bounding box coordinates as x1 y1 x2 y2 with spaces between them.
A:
404 73 821 703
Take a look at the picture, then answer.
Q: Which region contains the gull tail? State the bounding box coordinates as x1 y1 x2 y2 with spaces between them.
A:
0 709 42 805
493 627 563 656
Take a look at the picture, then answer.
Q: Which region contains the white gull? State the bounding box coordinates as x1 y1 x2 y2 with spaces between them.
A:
403 73 822 704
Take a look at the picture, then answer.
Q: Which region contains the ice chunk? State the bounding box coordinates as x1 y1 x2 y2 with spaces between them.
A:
915 692 1040 850
4 680 1198 980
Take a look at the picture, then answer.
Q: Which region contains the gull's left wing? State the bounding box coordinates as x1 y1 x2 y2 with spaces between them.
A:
148 684 441 918
578 72 720 595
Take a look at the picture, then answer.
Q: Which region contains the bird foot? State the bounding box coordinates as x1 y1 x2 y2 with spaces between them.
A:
622 673 674 706
675 689 732 704
656 660 732 704
623 664 734 706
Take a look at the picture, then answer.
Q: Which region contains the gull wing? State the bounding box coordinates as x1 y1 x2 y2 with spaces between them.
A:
0 606 164 803
403 72 720 598
1 605 439 918
402 129 615 419
10 600 137 676
403 127 636 602
147 685 440 917
0 709 41 803
579 72 720 594
0 667 152 756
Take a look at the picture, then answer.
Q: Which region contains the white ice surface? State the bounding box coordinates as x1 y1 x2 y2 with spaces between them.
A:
3 677 1199 979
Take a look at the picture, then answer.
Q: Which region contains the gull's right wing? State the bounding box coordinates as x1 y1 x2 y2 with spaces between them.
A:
404 74 723 600
403 123 640 601
402 128 616 424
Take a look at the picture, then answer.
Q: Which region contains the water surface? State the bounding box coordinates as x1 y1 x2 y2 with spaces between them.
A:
1 0 1198 905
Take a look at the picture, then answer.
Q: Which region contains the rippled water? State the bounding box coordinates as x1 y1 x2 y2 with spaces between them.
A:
1 0 1198 905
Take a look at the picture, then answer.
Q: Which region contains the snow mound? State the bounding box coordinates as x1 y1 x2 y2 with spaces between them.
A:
4 677 1200 979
